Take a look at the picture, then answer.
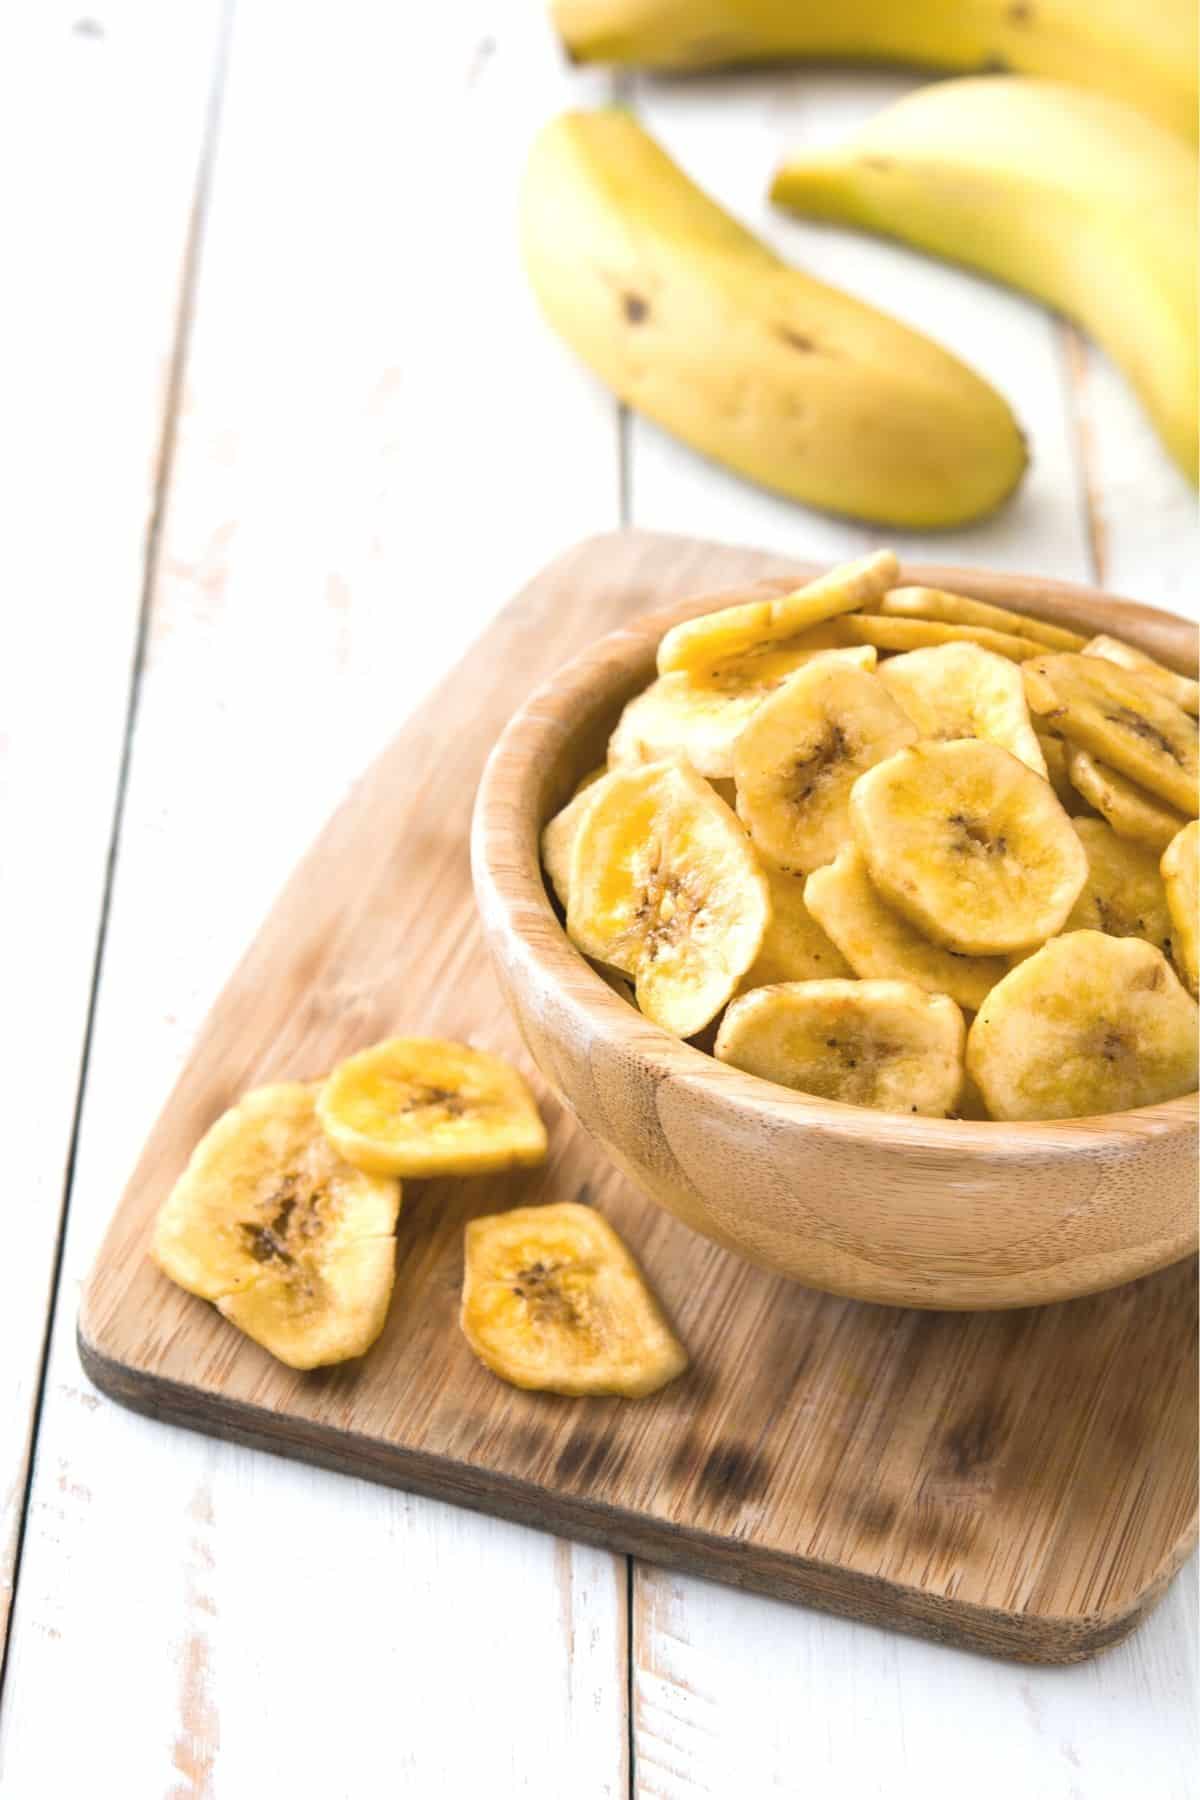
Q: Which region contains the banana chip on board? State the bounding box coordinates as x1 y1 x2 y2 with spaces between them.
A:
967 932 1198 1121
1065 745 1189 853
461 1202 687 1398
877 640 1046 775
1162 820 1199 997
568 759 770 1037
657 551 897 677
733 658 916 874
1023 652 1198 816
1064 818 1174 952
152 1084 401 1370
851 740 1087 955
318 1039 547 1178
805 843 1006 1011
715 978 964 1116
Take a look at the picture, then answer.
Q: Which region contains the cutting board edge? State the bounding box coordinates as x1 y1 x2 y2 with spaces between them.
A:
76 1312 1196 1666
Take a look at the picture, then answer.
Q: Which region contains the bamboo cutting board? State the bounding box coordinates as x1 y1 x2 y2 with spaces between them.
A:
79 529 1197 1663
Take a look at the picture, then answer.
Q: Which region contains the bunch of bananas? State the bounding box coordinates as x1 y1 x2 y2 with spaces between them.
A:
523 3 1198 518
544 555 1199 1121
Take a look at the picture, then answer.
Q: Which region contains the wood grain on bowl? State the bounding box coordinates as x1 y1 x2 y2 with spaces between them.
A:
474 538 1198 1312
80 530 1197 1661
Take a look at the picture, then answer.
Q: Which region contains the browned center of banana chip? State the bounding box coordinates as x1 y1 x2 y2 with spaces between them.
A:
789 723 850 803
634 851 704 959
947 812 1007 859
1106 705 1184 763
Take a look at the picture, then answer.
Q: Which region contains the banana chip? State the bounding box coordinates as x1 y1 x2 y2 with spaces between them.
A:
607 672 765 779
460 1202 688 1398
877 641 1047 775
1038 732 1090 813
806 843 1006 1011
1083 634 1199 718
568 760 770 1037
967 932 1198 1120
1024 652 1199 816
318 1039 548 1178
880 586 1086 652
657 551 897 677
1064 818 1174 951
542 768 610 909
846 613 1040 663
715 978 965 1116
1065 745 1190 852
742 866 854 988
152 1084 401 1370
850 740 1087 955
1162 820 1199 997
608 650 876 779
733 659 916 874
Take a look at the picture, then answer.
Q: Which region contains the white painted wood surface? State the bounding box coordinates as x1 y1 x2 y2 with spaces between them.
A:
0 0 229 1646
1 2 1195 1795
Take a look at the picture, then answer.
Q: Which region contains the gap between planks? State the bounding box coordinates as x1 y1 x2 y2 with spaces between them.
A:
0 0 237 1704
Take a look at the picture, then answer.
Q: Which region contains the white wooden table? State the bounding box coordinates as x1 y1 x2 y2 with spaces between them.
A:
3 3 1197 1793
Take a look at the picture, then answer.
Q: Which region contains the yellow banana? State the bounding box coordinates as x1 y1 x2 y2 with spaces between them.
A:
772 78 1199 480
552 0 1197 142
522 110 1026 527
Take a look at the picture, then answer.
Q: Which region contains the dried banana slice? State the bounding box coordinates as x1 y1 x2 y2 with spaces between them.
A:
733 659 916 874
608 672 764 779
657 550 897 677
1023 652 1199 816
879 586 1086 652
152 1083 401 1370
877 641 1047 775
542 768 610 909
1162 820 1199 997
1065 745 1189 852
317 1039 548 1177
715 978 965 1116
568 760 770 1037
850 740 1087 955
1039 732 1090 813
1064 818 1174 952
845 613 1040 663
742 866 854 989
967 932 1198 1120
806 844 1006 1011
460 1202 688 1398
1083 634 1199 717
608 650 876 780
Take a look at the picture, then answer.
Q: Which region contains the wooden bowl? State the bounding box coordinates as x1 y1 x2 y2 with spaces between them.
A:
472 563 1198 1310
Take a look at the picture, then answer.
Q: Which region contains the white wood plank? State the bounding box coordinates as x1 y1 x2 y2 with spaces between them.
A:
1 2 627 1794
629 67 1092 578
634 1565 1198 1800
0 0 227 1646
1062 326 1200 621
625 62 1196 1798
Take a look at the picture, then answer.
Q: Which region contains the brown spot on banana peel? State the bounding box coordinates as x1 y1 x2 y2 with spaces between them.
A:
622 291 649 324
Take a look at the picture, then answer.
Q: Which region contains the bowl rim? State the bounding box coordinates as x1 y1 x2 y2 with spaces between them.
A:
472 558 1199 1157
